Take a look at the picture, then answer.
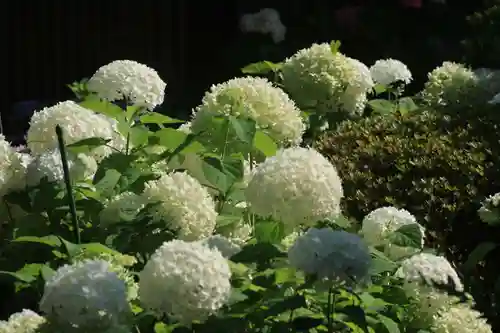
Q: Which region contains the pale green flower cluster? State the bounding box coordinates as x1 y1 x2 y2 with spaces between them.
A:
191 76 305 146
281 43 374 116
142 171 217 240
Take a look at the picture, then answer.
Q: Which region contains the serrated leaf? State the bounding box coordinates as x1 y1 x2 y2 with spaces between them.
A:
13 235 62 247
389 224 424 249
241 61 282 74
253 130 278 157
79 96 123 119
368 99 396 115
377 314 401 333
254 220 285 244
140 112 184 125
66 137 111 154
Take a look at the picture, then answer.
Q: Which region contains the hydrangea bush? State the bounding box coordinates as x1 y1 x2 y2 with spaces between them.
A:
0 43 495 332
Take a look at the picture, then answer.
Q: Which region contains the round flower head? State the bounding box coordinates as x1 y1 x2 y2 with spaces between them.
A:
72 252 139 301
142 172 217 241
138 239 232 324
288 228 371 284
395 252 463 292
39 259 131 330
478 192 500 225
281 43 374 116
218 222 253 247
26 149 97 187
87 60 166 110
432 303 492 333
197 234 242 258
370 58 412 86
245 147 343 227
0 135 22 196
5 152 32 193
99 191 146 225
26 100 125 160
361 206 425 260
420 61 478 107
403 283 460 329
190 76 305 147
0 309 46 333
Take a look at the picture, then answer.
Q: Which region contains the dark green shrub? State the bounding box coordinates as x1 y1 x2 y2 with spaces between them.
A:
317 106 500 324
462 0 500 68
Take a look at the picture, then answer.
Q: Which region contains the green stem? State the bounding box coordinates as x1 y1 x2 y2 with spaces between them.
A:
327 286 336 333
55 125 81 244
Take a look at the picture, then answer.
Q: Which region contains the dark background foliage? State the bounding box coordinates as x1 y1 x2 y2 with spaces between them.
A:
4 0 491 144
318 105 500 328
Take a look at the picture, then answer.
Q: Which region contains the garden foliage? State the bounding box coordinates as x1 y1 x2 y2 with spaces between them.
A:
0 43 497 333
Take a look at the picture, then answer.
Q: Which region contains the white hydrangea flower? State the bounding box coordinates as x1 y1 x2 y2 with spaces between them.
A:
432 303 492 333
370 58 413 86
178 121 192 134
219 223 252 246
142 172 217 241
99 191 146 225
361 206 425 260
245 147 343 227
478 192 500 225
73 252 139 301
39 259 131 330
288 228 371 283
26 149 97 186
0 309 46 333
191 76 305 146
0 135 23 196
138 240 232 324
6 152 32 192
26 101 125 160
420 61 478 107
198 234 242 258
281 43 374 115
87 60 166 110
403 283 460 329
239 8 287 43
395 253 463 291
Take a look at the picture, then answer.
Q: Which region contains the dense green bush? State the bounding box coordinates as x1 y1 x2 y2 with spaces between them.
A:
318 105 500 323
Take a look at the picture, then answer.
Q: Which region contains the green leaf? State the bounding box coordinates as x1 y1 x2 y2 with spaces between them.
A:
79 96 123 119
376 314 401 333
370 248 397 275
0 270 37 283
66 137 111 154
216 214 244 228
93 169 122 197
140 112 184 125
397 97 419 115
228 289 249 305
389 224 424 249
79 242 121 256
253 131 277 157
241 61 282 74
330 40 342 54
129 126 150 147
58 237 81 258
275 267 299 285
13 235 62 247
202 155 244 193
155 128 205 154
368 99 396 115
231 243 286 264
254 219 285 244
373 84 388 95
228 116 256 145
93 152 137 184
463 242 498 272
40 265 56 281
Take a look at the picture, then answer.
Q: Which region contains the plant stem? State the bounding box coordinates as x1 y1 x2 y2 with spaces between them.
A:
327 286 336 333
55 125 81 244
